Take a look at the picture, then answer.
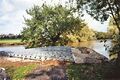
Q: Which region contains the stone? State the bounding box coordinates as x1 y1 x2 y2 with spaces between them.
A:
71 47 108 63
25 66 67 80
0 68 10 80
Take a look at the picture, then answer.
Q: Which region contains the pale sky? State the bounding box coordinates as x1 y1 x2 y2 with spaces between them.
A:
0 0 108 34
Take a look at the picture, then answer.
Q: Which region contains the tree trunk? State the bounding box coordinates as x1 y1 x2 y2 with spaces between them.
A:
107 0 120 35
51 33 61 46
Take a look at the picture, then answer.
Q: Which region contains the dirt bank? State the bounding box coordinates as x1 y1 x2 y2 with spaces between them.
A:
0 43 24 46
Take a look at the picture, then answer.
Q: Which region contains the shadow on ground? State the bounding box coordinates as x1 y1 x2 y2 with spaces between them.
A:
67 62 120 80
25 66 67 80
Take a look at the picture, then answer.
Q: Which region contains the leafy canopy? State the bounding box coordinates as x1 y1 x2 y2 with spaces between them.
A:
74 0 120 33
22 5 85 48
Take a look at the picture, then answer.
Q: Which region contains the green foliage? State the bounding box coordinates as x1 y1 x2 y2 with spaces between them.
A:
107 16 120 39
107 26 118 39
109 35 120 63
107 11 120 67
72 1 120 34
95 32 110 39
75 0 120 33
78 26 96 41
76 0 109 21
67 26 96 42
22 5 85 48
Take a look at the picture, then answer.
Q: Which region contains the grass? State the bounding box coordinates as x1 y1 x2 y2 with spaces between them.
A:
0 62 38 80
0 39 21 43
0 39 23 46
8 64 37 80
66 63 109 80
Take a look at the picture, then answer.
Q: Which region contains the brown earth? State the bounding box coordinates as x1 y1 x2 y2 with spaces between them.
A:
0 57 68 68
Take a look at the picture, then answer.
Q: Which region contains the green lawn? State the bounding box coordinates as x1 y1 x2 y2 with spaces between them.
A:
0 39 22 44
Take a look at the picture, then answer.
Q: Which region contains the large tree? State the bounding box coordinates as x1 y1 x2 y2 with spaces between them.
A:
22 5 85 48
73 0 120 34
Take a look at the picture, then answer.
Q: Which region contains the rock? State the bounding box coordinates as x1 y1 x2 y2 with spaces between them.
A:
25 66 67 80
0 51 9 57
71 47 108 63
0 68 10 80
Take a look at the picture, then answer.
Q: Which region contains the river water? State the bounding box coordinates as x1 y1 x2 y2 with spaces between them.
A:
68 39 112 58
0 40 112 58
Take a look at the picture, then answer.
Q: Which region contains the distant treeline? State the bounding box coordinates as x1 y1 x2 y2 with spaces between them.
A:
0 34 21 39
95 32 112 39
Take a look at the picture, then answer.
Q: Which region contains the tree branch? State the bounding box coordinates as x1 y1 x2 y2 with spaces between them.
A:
107 0 120 34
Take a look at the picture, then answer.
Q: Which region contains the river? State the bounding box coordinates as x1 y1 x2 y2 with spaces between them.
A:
0 40 112 58
68 39 112 58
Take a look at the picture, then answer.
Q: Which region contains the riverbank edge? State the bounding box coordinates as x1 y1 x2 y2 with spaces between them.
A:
0 43 24 47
